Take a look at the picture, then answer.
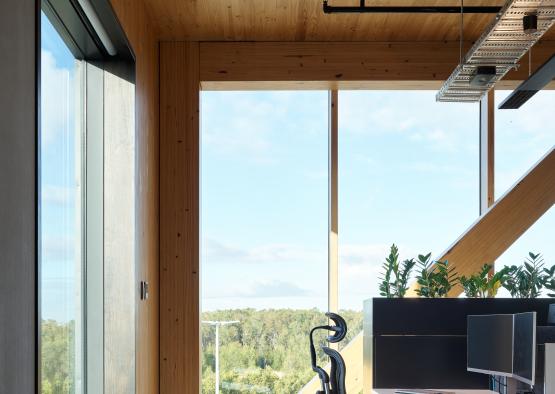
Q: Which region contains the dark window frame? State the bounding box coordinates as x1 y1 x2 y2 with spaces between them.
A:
37 1 134 392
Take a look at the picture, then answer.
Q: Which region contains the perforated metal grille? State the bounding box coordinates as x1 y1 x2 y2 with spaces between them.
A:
436 0 555 102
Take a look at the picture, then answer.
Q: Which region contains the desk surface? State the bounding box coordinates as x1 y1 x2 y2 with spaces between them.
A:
374 390 496 394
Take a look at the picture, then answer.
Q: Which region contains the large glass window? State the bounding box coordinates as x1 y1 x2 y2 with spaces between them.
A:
337 91 479 387
201 90 481 393
40 11 84 394
201 91 329 393
494 90 555 286
495 90 555 196
338 91 479 310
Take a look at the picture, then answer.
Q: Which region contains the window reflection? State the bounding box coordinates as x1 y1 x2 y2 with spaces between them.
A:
40 11 84 394
201 91 329 393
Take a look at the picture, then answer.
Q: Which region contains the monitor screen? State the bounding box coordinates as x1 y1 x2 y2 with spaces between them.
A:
513 312 536 385
467 314 514 375
467 312 536 386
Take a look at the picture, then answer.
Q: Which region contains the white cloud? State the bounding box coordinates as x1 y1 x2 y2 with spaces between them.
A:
338 242 423 300
339 91 478 153
42 235 76 262
303 169 328 181
202 91 327 163
240 280 310 298
203 238 323 265
42 184 72 205
340 243 390 266
409 127 455 151
202 279 312 300
41 49 75 146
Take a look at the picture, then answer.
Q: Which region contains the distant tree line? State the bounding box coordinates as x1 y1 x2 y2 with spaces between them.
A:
39 309 363 394
41 319 75 394
201 309 363 393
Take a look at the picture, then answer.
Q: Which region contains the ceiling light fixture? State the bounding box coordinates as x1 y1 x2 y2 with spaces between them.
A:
523 13 539 33
436 0 555 103
470 66 497 87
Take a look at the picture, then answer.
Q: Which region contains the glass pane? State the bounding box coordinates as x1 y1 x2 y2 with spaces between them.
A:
494 90 555 295
40 11 84 394
338 91 479 381
201 91 328 393
495 90 555 196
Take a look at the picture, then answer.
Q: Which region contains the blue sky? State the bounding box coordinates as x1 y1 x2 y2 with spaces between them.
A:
201 90 554 311
41 12 81 322
40 10 554 320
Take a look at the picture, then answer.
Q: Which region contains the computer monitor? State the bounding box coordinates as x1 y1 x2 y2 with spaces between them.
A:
467 312 536 386
547 304 555 325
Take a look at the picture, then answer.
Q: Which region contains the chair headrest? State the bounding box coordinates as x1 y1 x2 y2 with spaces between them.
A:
325 312 347 343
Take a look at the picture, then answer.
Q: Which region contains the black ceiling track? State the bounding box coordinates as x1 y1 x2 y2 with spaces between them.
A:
323 1 502 14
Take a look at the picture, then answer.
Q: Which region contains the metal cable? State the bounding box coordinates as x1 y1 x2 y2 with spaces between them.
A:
460 0 464 65
529 46 532 76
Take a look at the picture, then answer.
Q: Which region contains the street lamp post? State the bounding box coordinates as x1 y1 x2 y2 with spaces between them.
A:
202 320 240 394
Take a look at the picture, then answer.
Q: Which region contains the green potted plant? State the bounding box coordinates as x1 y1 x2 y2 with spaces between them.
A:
503 252 550 298
459 264 509 298
415 253 457 298
545 278 555 297
544 259 555 297
378 244 416 298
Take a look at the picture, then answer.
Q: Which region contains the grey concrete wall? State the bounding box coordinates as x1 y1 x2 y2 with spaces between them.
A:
103 61 136 394
0 0 37 392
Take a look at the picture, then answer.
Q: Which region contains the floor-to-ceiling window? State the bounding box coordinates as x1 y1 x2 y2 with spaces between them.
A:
201 91 330 393
201 89 481 393
40 6 137 392
338 90 479 310
40 11 84 394
336 91 480 388
494 90 555 287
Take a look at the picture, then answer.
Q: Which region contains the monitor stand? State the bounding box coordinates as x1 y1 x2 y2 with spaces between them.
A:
491 376 534 394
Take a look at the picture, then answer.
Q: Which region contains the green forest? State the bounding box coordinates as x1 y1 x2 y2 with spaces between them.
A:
41 320 76 394
201 309 363 394
40 309 363 393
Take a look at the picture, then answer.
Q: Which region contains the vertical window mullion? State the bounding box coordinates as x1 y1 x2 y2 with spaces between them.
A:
479 88 495 216
328 90 339 317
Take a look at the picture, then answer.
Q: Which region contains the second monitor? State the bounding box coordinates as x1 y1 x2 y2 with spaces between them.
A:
467 312 536 388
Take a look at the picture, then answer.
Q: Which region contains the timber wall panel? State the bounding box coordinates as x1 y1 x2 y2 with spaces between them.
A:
108 1 160 392
160 41 200 394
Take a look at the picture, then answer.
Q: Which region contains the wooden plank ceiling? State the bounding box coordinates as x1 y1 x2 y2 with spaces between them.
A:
143 0 555 42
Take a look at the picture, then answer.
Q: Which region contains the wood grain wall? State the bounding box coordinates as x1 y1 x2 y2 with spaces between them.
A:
159 41 200 394
108 1 160 392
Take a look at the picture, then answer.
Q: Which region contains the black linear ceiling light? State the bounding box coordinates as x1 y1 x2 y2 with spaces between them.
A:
499 54 555 109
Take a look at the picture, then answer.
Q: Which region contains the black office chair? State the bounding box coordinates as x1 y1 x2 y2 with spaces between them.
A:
309 312 348 394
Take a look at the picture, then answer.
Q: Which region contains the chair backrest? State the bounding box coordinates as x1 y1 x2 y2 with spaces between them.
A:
309 312 348 394
322 346 346 394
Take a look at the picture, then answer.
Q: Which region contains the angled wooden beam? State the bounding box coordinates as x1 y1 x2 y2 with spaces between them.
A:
409 147 555 296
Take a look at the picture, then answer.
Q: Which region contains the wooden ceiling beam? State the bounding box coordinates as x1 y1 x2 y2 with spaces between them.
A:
198 40 555 90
